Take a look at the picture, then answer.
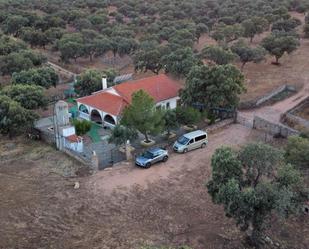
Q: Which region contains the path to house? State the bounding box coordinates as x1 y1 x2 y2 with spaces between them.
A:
239 78 309 124
47 61 78 79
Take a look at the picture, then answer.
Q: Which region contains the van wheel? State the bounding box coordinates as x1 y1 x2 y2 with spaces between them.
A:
201 143 206 148
183 148 188 153
162 156 168 162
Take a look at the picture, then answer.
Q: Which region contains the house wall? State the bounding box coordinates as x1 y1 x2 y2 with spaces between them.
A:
156 97 179 109
64 138 83 153
60 126 76 137
77 96 179 127
77 102 118 127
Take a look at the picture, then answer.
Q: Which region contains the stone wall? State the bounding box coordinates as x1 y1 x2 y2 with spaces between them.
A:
39 130 56 145
63 149 93 168
207 118 235 133
281 97 309 130
239 85 295 109
282 113 309 129
253 116 299 137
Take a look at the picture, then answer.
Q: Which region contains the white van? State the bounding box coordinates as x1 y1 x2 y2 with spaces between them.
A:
173 130 208 153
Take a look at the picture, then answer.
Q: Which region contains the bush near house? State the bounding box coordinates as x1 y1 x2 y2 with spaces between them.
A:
72 119 91 136
108 124 138 146
163 109 179 136
175 107 202 126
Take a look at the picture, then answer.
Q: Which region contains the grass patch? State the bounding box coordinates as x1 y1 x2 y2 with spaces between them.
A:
66 98 76 104
87 122 101 143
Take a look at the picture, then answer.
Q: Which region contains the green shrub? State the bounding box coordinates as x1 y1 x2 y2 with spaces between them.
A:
176 107 201 126
285 135 309 170
72 119 91 136
300 129 309 139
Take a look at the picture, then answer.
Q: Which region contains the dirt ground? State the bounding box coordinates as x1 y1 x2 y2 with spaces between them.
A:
1 125 308 249
294 101 309 120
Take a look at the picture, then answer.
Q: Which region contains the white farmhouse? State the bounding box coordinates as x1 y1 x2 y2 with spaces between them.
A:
76 74 181 127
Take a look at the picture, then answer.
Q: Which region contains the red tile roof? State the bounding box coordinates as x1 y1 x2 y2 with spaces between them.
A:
66 134 82 143
77 74 180 116
77 92 127 116
114 74 181 103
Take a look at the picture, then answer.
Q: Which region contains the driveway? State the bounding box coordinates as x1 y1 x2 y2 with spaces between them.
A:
240 80 309 124
85 124 262 194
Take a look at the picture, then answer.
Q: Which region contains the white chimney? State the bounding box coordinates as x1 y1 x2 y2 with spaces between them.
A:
102 76 107 90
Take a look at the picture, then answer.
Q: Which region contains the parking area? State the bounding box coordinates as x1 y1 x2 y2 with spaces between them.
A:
85 124 264 193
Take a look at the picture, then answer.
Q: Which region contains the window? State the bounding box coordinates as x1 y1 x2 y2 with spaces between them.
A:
166 102 170 109
189 139 194 144
177 136 189 145
195 135 207 142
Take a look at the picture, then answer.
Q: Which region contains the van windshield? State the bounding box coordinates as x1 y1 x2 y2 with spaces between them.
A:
177 136 190 145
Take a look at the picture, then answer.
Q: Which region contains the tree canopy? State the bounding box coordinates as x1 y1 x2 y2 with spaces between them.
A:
262 33 300 64
285 135 309 170
121 90 164 142
12 67 59 88
242 17 269 42
231 40 266 70
182 64 245 109
1 84 48 110
207 143 308 246
201 45 236 65
0 95 37 137
75 69 102 96
0 0 304 77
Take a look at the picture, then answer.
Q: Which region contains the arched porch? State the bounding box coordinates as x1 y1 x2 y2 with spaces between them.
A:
104 114 116 126
90 109 103 124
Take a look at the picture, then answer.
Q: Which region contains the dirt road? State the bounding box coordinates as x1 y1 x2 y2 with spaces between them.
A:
86 124 256 194
0 125 276 249
240 82 309 124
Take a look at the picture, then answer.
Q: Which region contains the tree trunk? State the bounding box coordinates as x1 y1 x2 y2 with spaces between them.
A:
241 62 246 71
246 222 263 248
144 133 150 143
250 36 254 43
